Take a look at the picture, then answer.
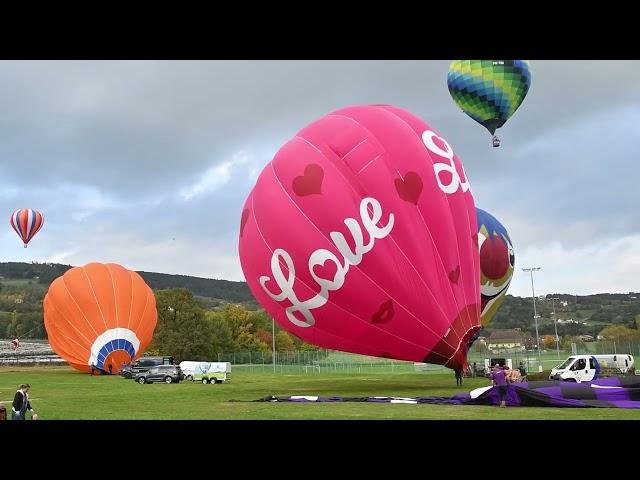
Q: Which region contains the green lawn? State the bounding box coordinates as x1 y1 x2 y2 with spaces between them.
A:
1 366 640 420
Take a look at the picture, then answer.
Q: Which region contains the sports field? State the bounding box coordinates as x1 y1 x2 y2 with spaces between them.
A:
1 366 640 420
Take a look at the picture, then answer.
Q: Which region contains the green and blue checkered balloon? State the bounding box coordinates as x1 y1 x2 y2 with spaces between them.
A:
447 60 532 136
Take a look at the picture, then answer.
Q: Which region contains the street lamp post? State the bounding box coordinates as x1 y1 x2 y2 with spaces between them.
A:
272 318 276 373
548 297 561 359
522 267 542 372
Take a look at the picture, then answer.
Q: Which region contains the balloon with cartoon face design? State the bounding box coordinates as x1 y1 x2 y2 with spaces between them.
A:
239 105 480 371
476 208 515 328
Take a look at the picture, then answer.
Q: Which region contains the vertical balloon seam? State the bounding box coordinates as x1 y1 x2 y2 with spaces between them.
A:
51 326 89 364
457 199 479 336
128 274 146 334
44 297 92 363
136 291 156 348
27 211 43 243
371 106 477 347
19 211 28 240
125 269 135 330
130 283 153 350
25 209 34 241
60 275 100 339
57 275 100 363
248 184 429 356
105 264 120 355
80 265 110 336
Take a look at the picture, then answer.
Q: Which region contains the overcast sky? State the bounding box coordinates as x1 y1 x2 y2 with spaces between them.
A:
0 60 638 298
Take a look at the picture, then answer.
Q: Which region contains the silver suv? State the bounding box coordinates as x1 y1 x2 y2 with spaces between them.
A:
134 365 184 384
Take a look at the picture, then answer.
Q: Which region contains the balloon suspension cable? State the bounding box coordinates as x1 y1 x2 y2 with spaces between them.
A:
15 325 42 340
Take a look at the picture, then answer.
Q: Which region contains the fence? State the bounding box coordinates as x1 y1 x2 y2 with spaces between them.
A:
3 339 640 375
218 341 640 375
216 350 429 374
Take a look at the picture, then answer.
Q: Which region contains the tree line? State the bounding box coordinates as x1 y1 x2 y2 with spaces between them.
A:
1 262 640 357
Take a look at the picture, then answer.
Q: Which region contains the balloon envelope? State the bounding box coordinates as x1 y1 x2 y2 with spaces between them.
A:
477 208 515 328
239 105 480 370
43 262 157 374
10 209 44 247
447 60 531 135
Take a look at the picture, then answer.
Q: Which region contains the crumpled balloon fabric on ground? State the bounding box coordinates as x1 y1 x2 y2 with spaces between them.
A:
243 378 640 408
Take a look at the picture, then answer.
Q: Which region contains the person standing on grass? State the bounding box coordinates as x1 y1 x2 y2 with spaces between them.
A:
455 368 463 386
12 383 35 420
491 364 508 408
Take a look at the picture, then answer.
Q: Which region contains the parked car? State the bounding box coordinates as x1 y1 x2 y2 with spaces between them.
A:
134 364 184 384
120 356 175 379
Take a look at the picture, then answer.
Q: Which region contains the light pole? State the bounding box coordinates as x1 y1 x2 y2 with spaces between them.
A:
522 267 542 371
272 318 276 373
548 297 561 359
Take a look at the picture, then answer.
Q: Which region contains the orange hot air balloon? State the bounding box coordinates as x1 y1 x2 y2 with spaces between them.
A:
43 262 157 374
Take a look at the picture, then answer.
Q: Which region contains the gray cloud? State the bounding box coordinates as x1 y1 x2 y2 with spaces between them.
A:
0 60 638 297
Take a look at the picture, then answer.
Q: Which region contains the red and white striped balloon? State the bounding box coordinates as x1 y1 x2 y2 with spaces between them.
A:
10 209 44 247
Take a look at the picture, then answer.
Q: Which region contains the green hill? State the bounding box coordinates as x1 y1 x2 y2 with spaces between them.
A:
0 261 638 340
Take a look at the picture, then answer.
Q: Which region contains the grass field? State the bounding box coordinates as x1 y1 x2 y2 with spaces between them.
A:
1 366 640 420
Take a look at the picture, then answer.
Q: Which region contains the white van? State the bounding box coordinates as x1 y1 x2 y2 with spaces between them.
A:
179 361 231 384
549 354 634 383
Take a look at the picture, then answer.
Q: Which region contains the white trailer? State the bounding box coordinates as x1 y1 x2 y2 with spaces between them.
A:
179 361 231 384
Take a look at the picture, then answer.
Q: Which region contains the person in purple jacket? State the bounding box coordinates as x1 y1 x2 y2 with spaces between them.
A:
491 364 508 408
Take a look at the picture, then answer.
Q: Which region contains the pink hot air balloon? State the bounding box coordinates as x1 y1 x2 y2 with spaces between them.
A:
238 105 480 370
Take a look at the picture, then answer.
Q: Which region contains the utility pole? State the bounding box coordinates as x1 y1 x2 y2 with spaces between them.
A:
522 267 542 372
548 297 561 359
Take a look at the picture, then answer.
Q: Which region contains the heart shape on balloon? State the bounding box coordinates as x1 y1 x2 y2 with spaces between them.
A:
292 164 324 196
394 171 423 205
312 258 338 283
371 299 395 324
449 265 460 284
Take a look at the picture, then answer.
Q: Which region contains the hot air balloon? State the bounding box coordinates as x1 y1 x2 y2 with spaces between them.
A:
447 60 531 147
43 262 157 374
10 338 19 350
10 209 44 247
477 208 515 328
238 105 480 371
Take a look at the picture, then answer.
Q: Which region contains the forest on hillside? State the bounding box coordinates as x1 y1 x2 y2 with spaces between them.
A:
1 262 639 348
